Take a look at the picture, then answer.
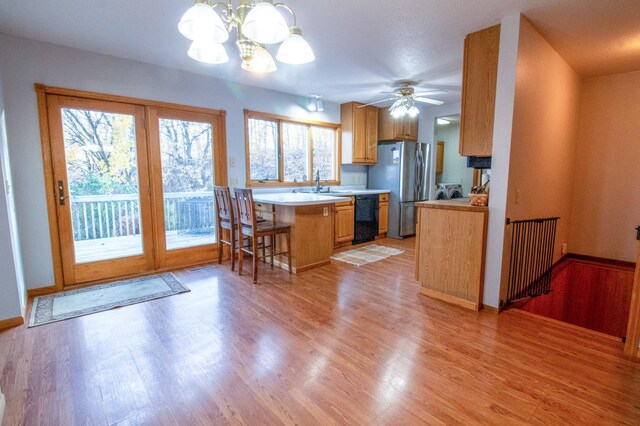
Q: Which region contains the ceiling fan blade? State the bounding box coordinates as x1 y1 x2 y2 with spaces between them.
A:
414 90 448 96
414 97 444 106
357 98 397 108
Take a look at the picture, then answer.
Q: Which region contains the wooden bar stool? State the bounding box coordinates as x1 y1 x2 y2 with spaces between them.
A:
213 186 237 271
234 188 292 283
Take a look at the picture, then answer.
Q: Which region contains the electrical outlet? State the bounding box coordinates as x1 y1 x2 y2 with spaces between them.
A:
323 207 329 216
229 157 236 167
561 242 568 255
230 177 239 186
515 189 520 205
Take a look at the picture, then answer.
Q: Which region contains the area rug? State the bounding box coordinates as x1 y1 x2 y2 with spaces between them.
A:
331 244 404 267
29 273 190 327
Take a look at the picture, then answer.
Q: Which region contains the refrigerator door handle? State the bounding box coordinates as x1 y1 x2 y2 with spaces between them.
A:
415 147 423 198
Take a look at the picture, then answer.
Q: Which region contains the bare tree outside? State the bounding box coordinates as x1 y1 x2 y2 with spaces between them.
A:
283 122 309 181
248 118 279 181
60 108 218 262
247 117 338 184
158 118 216 250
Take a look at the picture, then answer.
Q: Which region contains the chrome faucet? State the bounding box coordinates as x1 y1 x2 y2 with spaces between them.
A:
315 169 322 193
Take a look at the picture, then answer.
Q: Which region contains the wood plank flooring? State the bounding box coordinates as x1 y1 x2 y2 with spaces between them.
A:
1 238 640 425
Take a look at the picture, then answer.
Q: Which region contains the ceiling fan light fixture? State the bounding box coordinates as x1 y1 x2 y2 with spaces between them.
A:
241 1 290 45
408 105 420 117
188 39 229 64
178 3 228 43
241 45 277 73
276 27 315 64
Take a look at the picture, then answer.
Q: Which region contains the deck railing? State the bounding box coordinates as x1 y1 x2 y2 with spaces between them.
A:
70 192 215 241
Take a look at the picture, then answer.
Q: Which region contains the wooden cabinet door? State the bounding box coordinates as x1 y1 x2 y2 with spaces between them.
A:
365 106 378 163
436 141 444 173
352 105 368 163
378 202 389 234
378 108 418 141
459 24 500 156
405 116 419 141
335 205 355 243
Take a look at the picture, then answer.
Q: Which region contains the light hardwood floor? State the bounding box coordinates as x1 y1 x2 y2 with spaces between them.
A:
1 238 639 425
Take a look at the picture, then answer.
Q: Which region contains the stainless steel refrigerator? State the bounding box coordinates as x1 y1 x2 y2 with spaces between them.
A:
368 141 430 239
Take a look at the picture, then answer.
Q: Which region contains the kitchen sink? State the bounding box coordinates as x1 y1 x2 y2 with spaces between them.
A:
296 189 349 194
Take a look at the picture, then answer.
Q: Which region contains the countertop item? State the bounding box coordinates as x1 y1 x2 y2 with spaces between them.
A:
416 199 488 212
253 192 349 206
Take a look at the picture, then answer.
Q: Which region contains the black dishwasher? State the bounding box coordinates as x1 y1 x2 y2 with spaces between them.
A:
353 194 379 244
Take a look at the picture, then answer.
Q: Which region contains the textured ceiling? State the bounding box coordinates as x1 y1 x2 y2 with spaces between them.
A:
0 0 639 105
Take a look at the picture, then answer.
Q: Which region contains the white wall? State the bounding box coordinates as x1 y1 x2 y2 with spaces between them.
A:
0 34 360 289
0 45 25 319
569 70 640 262
482 15 521 308
419 103 462 200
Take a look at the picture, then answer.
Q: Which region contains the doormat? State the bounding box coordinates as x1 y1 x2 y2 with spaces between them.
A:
29 273 190 327
330 244 404 267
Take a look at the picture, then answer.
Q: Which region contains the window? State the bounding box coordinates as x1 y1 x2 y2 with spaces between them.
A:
245 110 340 186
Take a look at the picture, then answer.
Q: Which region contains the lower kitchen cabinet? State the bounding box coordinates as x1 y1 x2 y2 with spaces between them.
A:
334 197 355 246
378 194 388 235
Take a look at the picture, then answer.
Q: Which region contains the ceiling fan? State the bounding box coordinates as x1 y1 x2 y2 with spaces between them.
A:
358 81 446 117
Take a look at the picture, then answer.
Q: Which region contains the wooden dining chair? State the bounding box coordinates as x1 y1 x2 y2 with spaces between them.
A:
234 188 292 283
213 186 237 271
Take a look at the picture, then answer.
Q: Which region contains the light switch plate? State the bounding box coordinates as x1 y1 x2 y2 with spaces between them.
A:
229 157 236 167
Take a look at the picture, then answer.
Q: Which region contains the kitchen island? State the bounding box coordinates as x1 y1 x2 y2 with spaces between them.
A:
415 199 488 311
252 192 348 273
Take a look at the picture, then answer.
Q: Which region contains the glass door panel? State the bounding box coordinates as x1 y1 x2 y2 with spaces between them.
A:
61 107 144 263
47 95 154 286
158 118 215 250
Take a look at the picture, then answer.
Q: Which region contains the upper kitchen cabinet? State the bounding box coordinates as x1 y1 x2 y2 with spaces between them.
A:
378 107 419 142
459 24 500 157
341 102 378 164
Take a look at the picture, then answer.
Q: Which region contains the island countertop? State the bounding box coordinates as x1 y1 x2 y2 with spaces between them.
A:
252 192 349 206
416 199 488 212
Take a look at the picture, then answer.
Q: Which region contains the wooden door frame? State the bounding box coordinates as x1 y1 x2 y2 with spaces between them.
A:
146 106 228 270
624 235 640 356
35 84 227 291
46 95 155 285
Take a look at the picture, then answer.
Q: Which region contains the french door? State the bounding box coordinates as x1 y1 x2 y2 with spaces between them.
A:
46 93 226 286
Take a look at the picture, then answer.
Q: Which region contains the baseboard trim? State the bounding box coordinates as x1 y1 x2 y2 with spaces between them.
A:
0 315 24 331
27 285 56 298
420 288 480 311
481 304 499 314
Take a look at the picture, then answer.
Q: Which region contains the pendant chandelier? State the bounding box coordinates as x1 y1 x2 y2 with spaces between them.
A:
178 0 315 73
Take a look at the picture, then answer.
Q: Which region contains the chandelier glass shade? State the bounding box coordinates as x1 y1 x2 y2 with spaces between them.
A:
276 26 315 64
178 0 315 72
188 39 230 64
178 3 228 43
241 2 289 44
241 45 278 73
